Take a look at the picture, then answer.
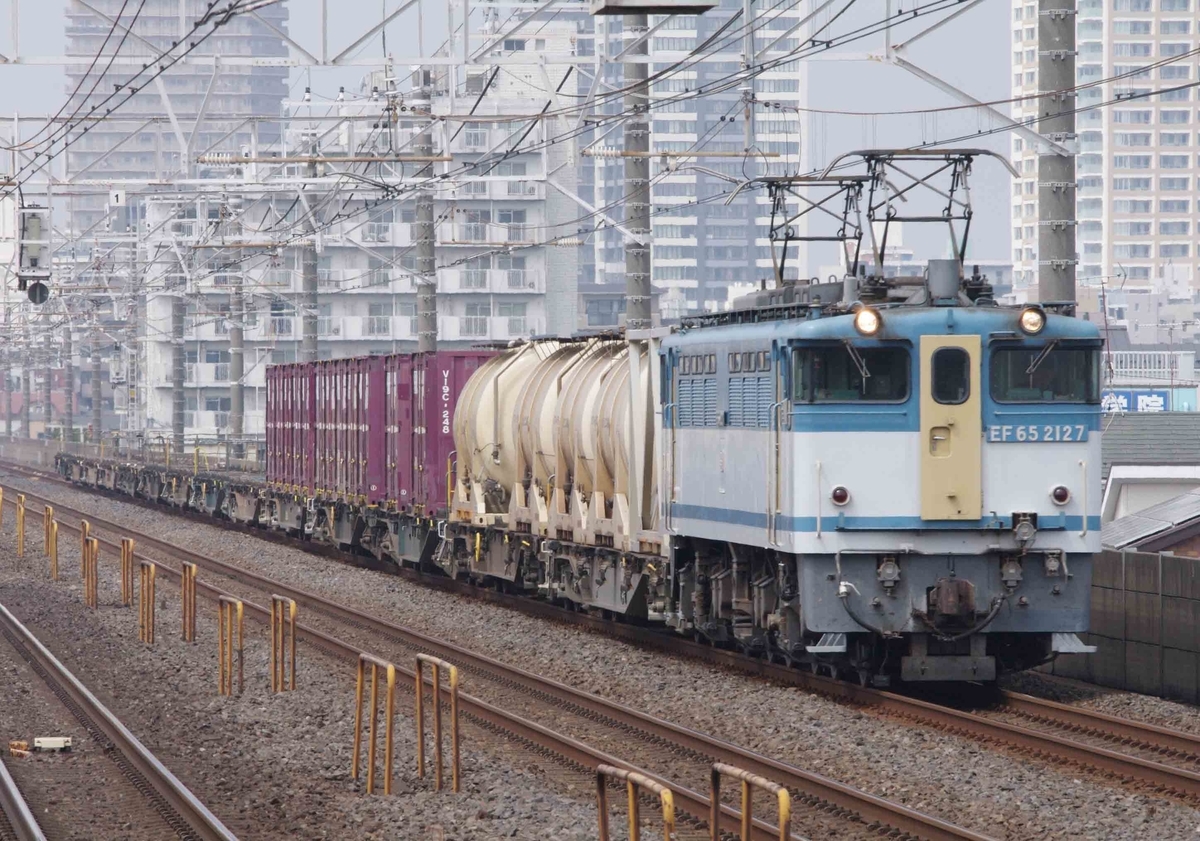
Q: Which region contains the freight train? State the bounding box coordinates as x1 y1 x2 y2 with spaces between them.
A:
55 262 1101 685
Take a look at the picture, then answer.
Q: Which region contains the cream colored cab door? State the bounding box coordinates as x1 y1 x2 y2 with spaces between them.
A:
919 335 982 521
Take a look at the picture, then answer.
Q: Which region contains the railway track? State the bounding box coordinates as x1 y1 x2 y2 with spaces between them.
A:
0 466 991 841
8 460 1200 814
0 599 238 841
0 754 44 841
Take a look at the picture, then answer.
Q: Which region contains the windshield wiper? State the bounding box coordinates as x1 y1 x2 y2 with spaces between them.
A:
1026 339 1060 375
842 339 871 380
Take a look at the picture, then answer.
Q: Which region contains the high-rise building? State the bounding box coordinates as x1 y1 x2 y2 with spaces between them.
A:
588 2 805 314
63 2 290 234
1012 0 1197 298
135 29 581 438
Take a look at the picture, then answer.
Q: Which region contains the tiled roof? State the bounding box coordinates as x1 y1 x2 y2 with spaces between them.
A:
1102 489 1200 549
1101 412 1200 482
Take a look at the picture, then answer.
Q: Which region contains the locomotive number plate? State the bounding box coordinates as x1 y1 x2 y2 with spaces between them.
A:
986 424 1088 443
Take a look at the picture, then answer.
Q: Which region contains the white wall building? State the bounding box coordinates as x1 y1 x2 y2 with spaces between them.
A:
136 30 581 439
589 1 806 314
1012 0 1199 298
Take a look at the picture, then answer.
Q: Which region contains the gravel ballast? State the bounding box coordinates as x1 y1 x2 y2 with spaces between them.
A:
6 472 1200 839
0 510 599 840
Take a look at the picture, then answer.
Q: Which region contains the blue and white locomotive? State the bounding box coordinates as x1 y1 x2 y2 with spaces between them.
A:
660 265 1101 683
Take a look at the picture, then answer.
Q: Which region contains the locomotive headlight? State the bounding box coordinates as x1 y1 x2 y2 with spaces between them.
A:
854 307 881 336
1018 306 1046 335
1050 485 1071 506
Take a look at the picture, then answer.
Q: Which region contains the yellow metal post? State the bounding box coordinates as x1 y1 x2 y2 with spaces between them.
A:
49 520 58 581
83 537 99 609
42 505 53 555
180 562 197 642
709 763 792 841
218 597 244 696
270 595 297 692
415 654 461 793
595 766 675 841
120 538 135 607
80 520 90 577
138 561 156 644
15 494 25 558
352 654 397 795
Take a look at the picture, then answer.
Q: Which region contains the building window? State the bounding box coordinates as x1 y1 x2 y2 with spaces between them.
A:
1113 154 1152 168
1113 244 1152 258
1160 154 1190 167
1161 132 1191 146
462 302 490 337
1161 110 1191 123
1160 199 1191 212
1161 243 1191 258
502 39 526 51
1160 221 1191 235
1161 176 1190 189
366 302 392 336
1113 42 1153 57
462 255 490 289
1112 110 1153 124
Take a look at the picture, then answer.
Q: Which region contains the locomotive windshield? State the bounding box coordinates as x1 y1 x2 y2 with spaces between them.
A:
989 345 1101 403
793 345 909 402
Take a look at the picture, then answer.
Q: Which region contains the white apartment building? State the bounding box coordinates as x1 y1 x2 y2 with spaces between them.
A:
136 28 581 438
1012 0 1199 298
590 1 806 314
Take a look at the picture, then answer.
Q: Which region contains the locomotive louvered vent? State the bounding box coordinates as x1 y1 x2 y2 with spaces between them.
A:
678 378 718 428
728 376 772 428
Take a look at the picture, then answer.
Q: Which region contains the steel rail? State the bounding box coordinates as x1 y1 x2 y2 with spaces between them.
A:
998 690 1200 759
0 602 239 841
3 478 991 841
24 525 826 841
0 756 45 841
16 463 1200 802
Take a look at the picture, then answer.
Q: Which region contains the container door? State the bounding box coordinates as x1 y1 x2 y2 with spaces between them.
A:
919 335 982 521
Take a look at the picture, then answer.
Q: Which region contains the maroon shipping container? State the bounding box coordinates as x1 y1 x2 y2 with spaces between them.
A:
269 350 493 512
265 362 316 491
385 351 495 514
312 357 387 503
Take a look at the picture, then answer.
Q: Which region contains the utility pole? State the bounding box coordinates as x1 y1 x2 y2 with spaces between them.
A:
624 17 652 330
42 352 52 437
229 207 246 461
2 352 10 439
21 358 30 440
63 329 73 444
300 158 319 363
1036 0 1077 305
91 340 102 443
172 295 186 455
414 77 438 353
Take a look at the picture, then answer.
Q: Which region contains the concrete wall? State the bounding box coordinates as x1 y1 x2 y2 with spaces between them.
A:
1048 549 1200 701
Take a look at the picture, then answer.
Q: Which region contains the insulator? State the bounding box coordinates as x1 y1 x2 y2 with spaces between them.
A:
196 152 240 166
582 146 623 158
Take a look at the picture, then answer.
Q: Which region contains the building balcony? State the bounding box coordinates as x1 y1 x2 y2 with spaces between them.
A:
439 268 545 294
438 223 536 246
439 316 543 342
1109 350 1197 387
316 316 417 341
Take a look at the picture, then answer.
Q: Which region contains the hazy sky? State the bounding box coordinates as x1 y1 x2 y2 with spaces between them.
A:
0 0 1012 260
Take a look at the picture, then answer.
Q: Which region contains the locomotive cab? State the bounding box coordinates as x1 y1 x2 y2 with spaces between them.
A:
663 290 1102 684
